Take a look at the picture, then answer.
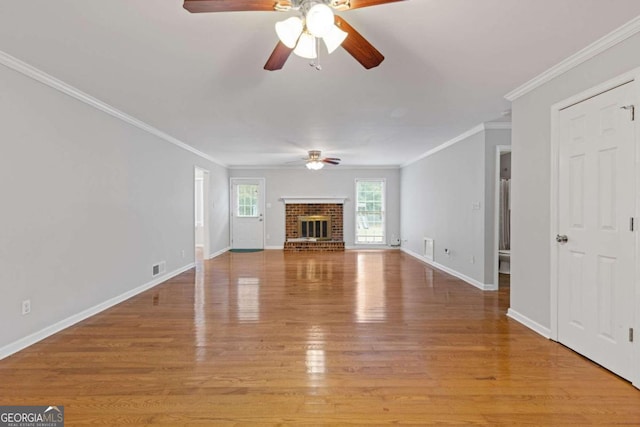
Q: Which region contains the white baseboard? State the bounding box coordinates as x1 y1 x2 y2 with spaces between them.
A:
0 262 195 360
401 248 497 291
208 246 230 259
507 308 552 339
265 245 284 250
345 245 400 250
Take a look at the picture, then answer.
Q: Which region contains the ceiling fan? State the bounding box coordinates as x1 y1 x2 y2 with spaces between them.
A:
183 0 405 71
300 150 341 170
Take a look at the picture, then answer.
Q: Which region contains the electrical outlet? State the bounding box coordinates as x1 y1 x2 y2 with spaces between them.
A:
470 256 475 264
22 299 31 315
444 248 450 255
181 250 186 258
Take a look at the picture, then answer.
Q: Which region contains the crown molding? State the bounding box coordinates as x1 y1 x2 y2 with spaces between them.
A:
0 50 226 167
505 15 640 101
402 122 511 168
228 164 401 170
401 124 484 168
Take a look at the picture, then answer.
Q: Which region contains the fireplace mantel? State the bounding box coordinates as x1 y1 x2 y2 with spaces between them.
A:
280 196 348 205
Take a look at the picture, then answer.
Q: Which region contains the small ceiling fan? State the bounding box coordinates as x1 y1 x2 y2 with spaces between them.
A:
299 150 341 169
183 0 406 70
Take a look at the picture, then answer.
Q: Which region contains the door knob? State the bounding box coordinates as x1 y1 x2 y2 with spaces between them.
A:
556 234 568 244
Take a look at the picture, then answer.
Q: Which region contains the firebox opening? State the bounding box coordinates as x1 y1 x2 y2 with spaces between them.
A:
298 215 332 241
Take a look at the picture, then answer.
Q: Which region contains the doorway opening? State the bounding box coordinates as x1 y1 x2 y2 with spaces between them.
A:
494 145 511 290
194 167 210 264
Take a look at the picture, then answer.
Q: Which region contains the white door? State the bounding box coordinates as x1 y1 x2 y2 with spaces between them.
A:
557 82 636 380
231 178 265 250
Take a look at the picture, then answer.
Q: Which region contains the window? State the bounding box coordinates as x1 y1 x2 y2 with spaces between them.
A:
355 179 385 244
237 184 259 217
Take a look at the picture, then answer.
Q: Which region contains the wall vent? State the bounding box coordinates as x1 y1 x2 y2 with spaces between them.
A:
424 238 434 261
152 261 166 277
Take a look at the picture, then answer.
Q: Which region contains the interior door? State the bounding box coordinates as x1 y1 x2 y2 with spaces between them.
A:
231 178 265 250
557 81 636 380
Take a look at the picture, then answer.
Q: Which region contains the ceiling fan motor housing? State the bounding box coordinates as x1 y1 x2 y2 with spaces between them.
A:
278 0 344 12
308 150 322 160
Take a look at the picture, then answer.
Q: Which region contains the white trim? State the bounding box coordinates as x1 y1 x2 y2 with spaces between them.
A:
280 196 348 204
0 50 225 167
208 246 230 260
506 308 552 339
346 245 397 250
194 166 211 261
493 146 511 290
0 263 195 360
402 247 497 291
402 122 511 168
505 15 640 101
549 104 560 342
265 245 285 250
229 165 400 170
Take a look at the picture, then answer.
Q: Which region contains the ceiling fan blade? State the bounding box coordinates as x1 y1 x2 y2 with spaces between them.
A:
264 41 293 71
324 157 341 161
323 159 340 165
331 0 405 11
183 0 281 13
334 16 384 69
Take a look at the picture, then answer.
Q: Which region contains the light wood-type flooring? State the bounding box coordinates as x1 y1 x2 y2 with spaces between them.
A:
1 250 639 425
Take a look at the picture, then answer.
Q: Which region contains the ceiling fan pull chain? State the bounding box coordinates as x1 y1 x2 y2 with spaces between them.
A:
315 37 322 70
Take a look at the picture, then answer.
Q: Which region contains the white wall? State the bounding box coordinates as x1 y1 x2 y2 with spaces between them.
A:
510 32 640 329
0 62 229 355
400 127 511 287
228 168 401 248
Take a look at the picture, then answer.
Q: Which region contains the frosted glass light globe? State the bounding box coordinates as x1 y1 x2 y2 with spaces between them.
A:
294 32 318 59
275 17 303 48
306 4 334 38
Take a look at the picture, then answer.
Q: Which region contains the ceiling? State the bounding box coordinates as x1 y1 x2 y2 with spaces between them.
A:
1 1 640 167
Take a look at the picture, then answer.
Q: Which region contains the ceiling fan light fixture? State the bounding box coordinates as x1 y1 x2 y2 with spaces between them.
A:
293 32 317 59
275 17 304 48
306 160 325 170
323 24 348 53
306 3 335 38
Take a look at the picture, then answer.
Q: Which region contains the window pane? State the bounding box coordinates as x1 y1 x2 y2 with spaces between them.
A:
237 184 258 217
355 180 385 244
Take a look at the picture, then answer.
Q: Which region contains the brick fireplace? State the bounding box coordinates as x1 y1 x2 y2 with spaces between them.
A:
282 197 346 252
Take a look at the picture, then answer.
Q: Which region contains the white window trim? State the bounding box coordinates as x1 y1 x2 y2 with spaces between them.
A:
354 178 386 245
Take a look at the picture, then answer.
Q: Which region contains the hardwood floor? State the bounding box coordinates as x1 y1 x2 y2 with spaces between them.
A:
1 250 638 425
